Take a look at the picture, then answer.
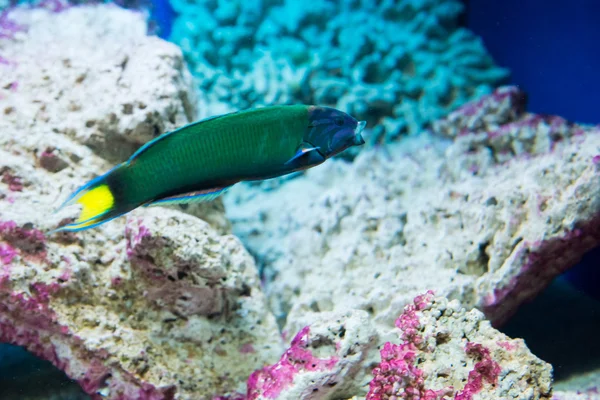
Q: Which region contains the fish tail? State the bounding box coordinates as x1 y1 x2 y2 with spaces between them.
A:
51 165 129 233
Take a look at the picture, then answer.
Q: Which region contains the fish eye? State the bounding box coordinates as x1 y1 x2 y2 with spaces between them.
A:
334 117 344 126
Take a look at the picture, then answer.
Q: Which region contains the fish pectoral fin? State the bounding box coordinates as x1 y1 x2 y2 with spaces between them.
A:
146 186 232 207
285 143 323 165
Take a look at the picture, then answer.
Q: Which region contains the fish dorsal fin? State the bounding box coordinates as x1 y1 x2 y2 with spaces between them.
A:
127 113 230 164
145 186 232 207
285 142 322 165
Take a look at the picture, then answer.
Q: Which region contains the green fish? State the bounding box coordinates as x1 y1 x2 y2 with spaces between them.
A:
52 105 366 232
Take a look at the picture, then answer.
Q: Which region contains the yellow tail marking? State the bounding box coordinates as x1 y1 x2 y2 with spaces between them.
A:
77 184 114 223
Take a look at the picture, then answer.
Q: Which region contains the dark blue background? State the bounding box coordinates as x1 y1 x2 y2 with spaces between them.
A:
463 0 600 298
464 0 600 124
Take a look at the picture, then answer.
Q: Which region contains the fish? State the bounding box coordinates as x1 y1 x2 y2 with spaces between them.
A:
51 105 366 233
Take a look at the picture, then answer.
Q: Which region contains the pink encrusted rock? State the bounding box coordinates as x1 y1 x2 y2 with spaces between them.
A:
125 211 256 318
248 326 338 399
0 194 284 399
226 85 600 343
366 293 552 400
0 209 283 399
244 309 378 400
0 8 25 41
0 5 282 399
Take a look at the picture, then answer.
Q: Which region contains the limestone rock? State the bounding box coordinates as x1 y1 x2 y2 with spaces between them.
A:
0 4 195 163
365 292 552 399
245 293 552 400
246 309 378 400
0 5 282 399
226 86 600 337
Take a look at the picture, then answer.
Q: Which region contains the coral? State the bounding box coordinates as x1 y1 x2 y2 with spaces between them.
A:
170 0 508 144
226 85 600 340
366 293 552 399
0 5 282 399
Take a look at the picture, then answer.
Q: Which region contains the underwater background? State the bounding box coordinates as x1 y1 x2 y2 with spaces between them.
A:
0 0 599 399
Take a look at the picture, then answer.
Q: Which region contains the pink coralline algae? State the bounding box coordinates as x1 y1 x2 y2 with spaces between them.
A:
246 326 338 399
0 8 25 66
454 343 501 400
0 263 176 400
367 291 453 400
1 168 24 192
365 292 549 399
0 9 25 40
239 343 256 354
395 290 435 344
0 243 18 265
125 219 151 259
367 342 447 400
0 221 46 255
37 0 72 13
0 221 47 270
497 341 517 351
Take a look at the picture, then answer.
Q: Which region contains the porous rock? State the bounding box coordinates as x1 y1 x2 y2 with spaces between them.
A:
247 309 378 400
246 293 552 399
0 4 195 163
226 86 600 337
0 2 230 232
0 5 282 399
365 292 552 399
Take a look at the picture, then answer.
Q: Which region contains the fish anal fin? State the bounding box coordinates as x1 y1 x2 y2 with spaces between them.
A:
147 186 232 207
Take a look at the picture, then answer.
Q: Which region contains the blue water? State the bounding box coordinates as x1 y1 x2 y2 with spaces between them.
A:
149 0 174 38
466 0 600 125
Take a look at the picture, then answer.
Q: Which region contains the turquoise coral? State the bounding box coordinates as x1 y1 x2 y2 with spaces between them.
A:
170 0 508 148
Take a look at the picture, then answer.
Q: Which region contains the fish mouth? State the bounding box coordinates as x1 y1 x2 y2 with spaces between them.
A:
354 121 366 145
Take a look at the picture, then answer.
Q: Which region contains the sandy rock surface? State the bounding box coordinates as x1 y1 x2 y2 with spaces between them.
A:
0 5 281 399
226 86 600 337
248 293 552 400
1 4 195 163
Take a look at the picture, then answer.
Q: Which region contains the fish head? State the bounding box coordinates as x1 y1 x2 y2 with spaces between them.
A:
306 106 366 158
